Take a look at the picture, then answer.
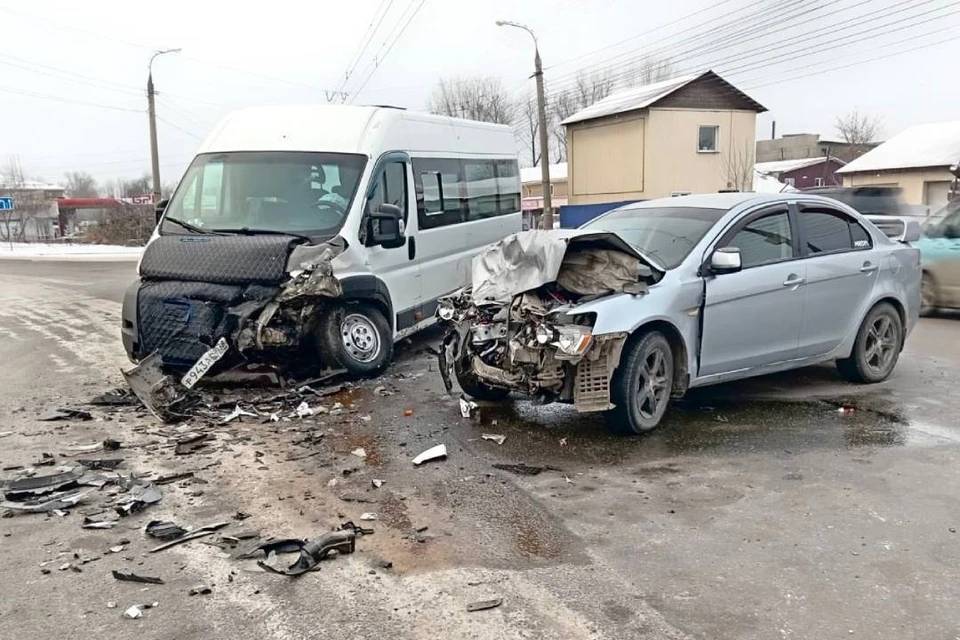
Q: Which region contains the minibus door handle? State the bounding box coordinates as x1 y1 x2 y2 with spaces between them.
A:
407 236 416 260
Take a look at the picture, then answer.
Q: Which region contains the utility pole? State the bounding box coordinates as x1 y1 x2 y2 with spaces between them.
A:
497 20 553 229
147 48 181 205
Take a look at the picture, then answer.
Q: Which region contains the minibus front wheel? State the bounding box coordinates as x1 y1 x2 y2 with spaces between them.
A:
317 302 393 377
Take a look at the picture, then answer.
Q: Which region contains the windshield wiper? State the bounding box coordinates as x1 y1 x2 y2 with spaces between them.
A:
164 217 215 235
213 227 313 243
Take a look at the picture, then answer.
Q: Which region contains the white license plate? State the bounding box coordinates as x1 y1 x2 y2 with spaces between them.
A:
180 337 230 389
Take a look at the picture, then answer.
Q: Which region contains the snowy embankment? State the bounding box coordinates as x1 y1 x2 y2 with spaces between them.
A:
0 242 143 261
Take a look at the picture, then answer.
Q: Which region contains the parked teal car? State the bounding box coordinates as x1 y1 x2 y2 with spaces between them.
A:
916 200 960 314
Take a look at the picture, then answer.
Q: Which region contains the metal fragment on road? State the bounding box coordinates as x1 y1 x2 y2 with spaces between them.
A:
112 570 164 585
412 444 447 466
350 447 367 459
76 458 124 471
180 337 230 389
459 397 478 418
481 433 506 445
148 521 229 553
115 485 162 517
175 433 213 455
295 401 314 418
146 520 187 541
4 468 83 499
123 352 193 423
38 407 92 422
372 479 384 488
467 598 503 612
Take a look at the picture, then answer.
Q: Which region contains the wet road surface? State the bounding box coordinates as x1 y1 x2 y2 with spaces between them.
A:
1 259 959 639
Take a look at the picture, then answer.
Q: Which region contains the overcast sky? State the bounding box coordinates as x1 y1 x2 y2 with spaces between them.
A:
1 0 957 189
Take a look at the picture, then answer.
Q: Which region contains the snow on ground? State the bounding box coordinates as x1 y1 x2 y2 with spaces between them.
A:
753 170 797 193
0 242 142 261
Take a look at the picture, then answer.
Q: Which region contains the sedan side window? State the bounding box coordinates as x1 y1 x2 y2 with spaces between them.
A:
723 211 794 268
800 209 865 255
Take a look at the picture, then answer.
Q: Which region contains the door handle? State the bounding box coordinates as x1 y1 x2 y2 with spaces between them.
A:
782 275 805 287
407 236 416 260
860 262 879 273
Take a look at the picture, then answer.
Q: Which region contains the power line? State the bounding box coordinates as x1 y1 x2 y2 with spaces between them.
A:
338 0 395 97
0 84 143 113
155 115 204 141
349 0 427 103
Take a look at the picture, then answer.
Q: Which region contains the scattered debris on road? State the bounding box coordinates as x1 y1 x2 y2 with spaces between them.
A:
188 585 212 596
149 521 230 553
351 447 367 459
38 407 92 422
413 444 447 466
146 520 187 541
481 433 506 445
244 523 366 577
123 602 159 620
492 463 549 476
115 485 162 517
360 512 377 521
112 570 164 585
459 397 478 418
467 598 503 612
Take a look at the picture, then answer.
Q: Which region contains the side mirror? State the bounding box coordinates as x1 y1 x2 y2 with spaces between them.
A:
367 203 405 249
711 247 742 274
155 199 169 224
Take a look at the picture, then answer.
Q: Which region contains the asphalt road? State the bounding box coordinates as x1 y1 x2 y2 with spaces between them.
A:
1 258 959 640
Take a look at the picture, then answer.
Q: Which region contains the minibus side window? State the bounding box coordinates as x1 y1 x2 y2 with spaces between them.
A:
366 162 408 222
412 158 464 230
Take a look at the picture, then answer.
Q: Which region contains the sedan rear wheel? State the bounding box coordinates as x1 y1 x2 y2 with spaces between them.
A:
836 302 903 383
606 331 673 434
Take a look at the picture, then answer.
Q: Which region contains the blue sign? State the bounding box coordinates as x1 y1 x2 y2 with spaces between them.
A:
0 197 13 211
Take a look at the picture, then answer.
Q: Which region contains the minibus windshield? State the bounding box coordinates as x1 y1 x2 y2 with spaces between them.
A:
160 151 367 239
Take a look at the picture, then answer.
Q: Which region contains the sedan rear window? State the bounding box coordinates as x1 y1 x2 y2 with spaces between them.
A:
582 206 727 269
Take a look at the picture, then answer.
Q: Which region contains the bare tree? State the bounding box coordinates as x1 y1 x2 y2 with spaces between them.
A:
517 93 541 167
723 143 755 192
64 171 99 198
622 54 676 87
426 76 516 124
835 110 882 159
573 70 616 109
0 157 50 244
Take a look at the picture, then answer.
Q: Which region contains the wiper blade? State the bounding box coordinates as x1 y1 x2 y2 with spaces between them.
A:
164 217 215 235
213 227 312 243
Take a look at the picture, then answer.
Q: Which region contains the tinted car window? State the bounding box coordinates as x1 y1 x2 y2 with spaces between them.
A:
802 210 854 254
724 211 793 268
850 220 872 248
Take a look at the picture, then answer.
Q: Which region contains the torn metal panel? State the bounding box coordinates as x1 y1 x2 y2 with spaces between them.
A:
471 230 660 305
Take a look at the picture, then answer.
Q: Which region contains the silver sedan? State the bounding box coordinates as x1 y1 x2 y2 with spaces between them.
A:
439 193 922 435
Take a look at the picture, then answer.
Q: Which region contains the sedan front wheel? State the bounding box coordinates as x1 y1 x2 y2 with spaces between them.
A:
606 330 673 434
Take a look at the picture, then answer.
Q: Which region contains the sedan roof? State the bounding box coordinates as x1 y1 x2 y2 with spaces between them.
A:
622 192 841 211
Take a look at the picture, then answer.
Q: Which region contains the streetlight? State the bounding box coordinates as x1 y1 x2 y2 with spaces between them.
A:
497 20 553 229
147 48 181 205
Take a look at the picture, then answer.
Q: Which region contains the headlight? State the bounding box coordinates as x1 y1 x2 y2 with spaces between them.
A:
437 301 456 321
555 326 593 356
535 324 555 344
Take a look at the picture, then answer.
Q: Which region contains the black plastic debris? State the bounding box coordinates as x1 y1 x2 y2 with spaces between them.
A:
103 439 122 451
145 520 187 541
148 521 229 553
77 459 124 471
90 389 139 407
492 463 550 476
112 570 164 585
175 433 213 456
1 489 91 514
188 585 212 596
240 523 369 577
38 407 92 422
115 485 162 517
4 469 84 500
467 598 503 612
154 472 194 485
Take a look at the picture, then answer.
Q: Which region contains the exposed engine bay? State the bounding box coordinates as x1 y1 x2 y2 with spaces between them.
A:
437 230 662 412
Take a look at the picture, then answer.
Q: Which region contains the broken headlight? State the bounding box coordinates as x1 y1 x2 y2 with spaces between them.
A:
437 300 456 321
535 324 555 345
554 325 593 357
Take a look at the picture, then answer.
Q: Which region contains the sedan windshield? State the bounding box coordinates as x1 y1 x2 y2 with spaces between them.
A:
582 206 727 269
161 151 367 238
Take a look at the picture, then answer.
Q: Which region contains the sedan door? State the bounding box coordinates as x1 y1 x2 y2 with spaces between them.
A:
793 203 880 358
699 205 805 377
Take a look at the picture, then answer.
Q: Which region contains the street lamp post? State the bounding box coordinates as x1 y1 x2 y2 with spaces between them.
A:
496 20 553 229
147 48 181 205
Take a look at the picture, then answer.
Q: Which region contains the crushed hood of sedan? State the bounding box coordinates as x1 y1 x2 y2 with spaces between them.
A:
471 230 661 304
438 230 661 412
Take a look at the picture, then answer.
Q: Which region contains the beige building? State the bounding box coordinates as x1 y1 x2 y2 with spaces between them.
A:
756 133 878 164
837 121 960 208
562 70 766 205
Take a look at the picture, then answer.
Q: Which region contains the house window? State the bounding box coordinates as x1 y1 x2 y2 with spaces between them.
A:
698 125 719 153
784 177 796 187
814 177 825 187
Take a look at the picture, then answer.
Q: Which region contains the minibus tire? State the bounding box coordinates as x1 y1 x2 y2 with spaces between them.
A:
318 302 393 377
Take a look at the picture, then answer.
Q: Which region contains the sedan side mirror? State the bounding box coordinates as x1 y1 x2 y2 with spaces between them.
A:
155 199 169 224
711 247 742 274
367 203 405 249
